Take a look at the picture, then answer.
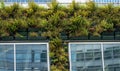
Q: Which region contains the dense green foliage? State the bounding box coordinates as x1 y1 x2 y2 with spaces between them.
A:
0 1 120 71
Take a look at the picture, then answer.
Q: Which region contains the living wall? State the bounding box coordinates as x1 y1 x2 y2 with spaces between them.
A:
0 1 120 71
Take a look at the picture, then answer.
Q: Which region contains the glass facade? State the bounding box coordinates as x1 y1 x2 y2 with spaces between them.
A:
69 42 120 71
0 43 49 71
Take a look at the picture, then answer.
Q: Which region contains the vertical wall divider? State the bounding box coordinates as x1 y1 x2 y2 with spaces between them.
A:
14 43 16 71
69 43 72 71
101 43 105 71
47 43 50 71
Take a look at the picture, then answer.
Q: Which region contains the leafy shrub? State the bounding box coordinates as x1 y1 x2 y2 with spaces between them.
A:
29 32 38 37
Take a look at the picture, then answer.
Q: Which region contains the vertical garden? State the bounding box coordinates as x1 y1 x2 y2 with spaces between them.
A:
0 1 120 71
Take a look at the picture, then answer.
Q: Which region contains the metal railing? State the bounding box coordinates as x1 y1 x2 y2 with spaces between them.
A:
2 0 51 3
93 0 120 6
93 0 120 3
1 0 120 6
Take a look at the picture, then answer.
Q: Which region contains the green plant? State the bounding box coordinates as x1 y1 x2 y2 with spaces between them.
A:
86 1 97 11
7 19 18 33
28 2 39 12
0 2 5 9
29 32 38 37
56 10 68 18
48 0 59 12
15 33 24 37
17 19 28 29
69 0 80 13
27 18 37 28
0 31 9 37
100 20 114 31
68 16 90 36
50 38 68 71
37 10 52 18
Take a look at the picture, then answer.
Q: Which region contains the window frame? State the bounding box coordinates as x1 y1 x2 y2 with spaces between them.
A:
69 42 120 71
0 42 50 71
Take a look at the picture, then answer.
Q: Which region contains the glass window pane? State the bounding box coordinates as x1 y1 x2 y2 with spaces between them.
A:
76 53 84 61
70 43 102 71
85 52 93 60
0 44 14 71
41 53 47 62
16 44 48 71
104 44 120 71
94 51 101 60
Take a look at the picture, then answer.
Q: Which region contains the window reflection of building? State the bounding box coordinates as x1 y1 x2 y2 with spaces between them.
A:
16 44 48 71
104 45 120 71
0 43 49 71
70 43 120 71
0 45 14 71
70 44 102 71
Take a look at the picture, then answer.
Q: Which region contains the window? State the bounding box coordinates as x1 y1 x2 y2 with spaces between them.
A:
76 67 84 71
41 52 47 62
113 47 120 58
0 43 49 71
94 51 101 60
34 53 40 62
69 42 120 71
76 53 84 61
104 49 112 59
70 43 102 71
85 52 93 60
86 66 102 71
0 44 14 71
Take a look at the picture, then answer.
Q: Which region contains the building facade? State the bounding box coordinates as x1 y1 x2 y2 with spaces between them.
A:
0 43 50 71
69 42 120 71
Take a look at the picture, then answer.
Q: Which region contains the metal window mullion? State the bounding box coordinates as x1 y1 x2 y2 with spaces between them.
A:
69 43 72 71
47 43 50 71
14 43 16 71
101 43 105 71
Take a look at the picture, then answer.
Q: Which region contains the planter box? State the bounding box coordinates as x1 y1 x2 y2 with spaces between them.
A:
70 36 88 40
102 32 114 40
39 36 47 40
89 36 101 40
102 31 114 35
1 36 14 41
60 32 67 36
17 28 27 32
15 32 28 40
28 28 40 32
28 36 47 40
102 36 114 40
61 36 68 40
60 32 68 40
115 32 120 40
15 36 27 40
115 36 120 40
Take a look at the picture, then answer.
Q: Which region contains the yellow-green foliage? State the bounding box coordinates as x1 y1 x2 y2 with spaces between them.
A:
0 1 120 71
